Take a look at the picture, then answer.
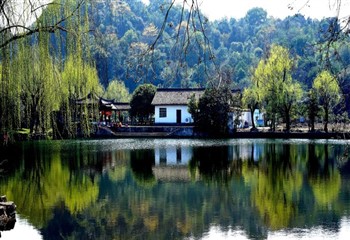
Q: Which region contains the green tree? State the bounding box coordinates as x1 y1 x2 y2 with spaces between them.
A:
17 40 60 135
280 81 303 132
306 89 321 132
312 70 341 132
104 80 131 102
129 84 157 124
60 56 100 138
196 87 233 135
0 0 100 139
187 93 199 124
252 45 301 131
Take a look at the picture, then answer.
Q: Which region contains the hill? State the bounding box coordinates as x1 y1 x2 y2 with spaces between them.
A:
89 0 350 94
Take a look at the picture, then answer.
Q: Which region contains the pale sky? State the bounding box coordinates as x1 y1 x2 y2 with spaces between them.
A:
142 0 350 21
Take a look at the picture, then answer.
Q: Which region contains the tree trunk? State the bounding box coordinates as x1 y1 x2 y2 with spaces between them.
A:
324 107 329 133
284 105 291 132
250 108 256 129
310 119 315 132
285 112 290 132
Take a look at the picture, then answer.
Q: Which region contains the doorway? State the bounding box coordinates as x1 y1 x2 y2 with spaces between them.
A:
176 110 181 124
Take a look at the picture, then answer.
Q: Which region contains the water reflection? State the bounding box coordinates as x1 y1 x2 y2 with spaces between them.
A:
0 215 42 239
155 145 192 165
0 139 350 239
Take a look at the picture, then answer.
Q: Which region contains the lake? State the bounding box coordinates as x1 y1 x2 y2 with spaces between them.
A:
1 138 350 239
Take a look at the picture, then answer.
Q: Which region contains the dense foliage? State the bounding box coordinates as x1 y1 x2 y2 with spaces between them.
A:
312 70 342 132
252 45 303 131
194 87 233 135
0 0 102 138
129 83 157 123
1 0 350 138
89 1 350 92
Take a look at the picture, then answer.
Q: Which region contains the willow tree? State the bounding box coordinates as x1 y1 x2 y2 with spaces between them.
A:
0 0 100 138
253 45 302 132
312 70 341 133
0 43 21 134
13 38 60 135
50 0 101 138
60 56 100 138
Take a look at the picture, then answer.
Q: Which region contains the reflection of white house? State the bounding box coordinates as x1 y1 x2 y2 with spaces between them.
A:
153 145 195 182
154 146 192 165
151 88 204 125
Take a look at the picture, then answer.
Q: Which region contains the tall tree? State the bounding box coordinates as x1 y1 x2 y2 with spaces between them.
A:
196 86 233 135
306 89 320 132
280 81 303 132
0 0 101 138
312 70 341 132
15 38 60 135
129 84 157 124
252 45 302 132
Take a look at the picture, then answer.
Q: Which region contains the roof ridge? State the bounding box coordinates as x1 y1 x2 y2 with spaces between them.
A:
156 88 205 92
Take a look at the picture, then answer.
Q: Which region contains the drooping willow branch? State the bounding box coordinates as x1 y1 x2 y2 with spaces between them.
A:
0 0 85 49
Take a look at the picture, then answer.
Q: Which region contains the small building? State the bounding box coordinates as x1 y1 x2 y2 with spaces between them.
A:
151 88 204 125
74 93 130 125
99 98 130 124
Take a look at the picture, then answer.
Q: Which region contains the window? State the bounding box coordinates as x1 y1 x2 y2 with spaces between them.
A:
159 108 167 118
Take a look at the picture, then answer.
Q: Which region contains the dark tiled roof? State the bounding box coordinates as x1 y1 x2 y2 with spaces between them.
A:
113 102 131 110
151 88 205 105
75 93 130 110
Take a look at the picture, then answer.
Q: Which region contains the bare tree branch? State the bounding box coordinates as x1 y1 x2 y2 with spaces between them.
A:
140 0 219 87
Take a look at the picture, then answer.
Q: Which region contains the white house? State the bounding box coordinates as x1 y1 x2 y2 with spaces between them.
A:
151 88 204 125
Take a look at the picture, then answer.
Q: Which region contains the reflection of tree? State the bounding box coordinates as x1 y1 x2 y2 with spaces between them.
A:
2 140 349 239
130 149 156 186
242 144 303 230
107 150 130 182
0 142 99 228
41 201 81 240
308 144 341 206
189 146 238 184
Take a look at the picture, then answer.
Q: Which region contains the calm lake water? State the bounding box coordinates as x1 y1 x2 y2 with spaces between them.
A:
1 138 350 239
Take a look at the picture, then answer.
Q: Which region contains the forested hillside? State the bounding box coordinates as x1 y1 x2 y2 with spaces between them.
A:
89 0 350 92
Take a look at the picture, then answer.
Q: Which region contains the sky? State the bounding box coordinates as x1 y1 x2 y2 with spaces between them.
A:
142 0 350 21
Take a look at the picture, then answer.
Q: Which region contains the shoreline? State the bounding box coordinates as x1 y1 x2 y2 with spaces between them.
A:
94 126 350 140
2 126 350 144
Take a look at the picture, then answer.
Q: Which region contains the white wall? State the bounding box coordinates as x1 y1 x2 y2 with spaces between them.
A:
154 105 193 124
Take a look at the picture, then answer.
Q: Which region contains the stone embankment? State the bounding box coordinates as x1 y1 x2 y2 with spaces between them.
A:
95 125 350 139
0 195 16 236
